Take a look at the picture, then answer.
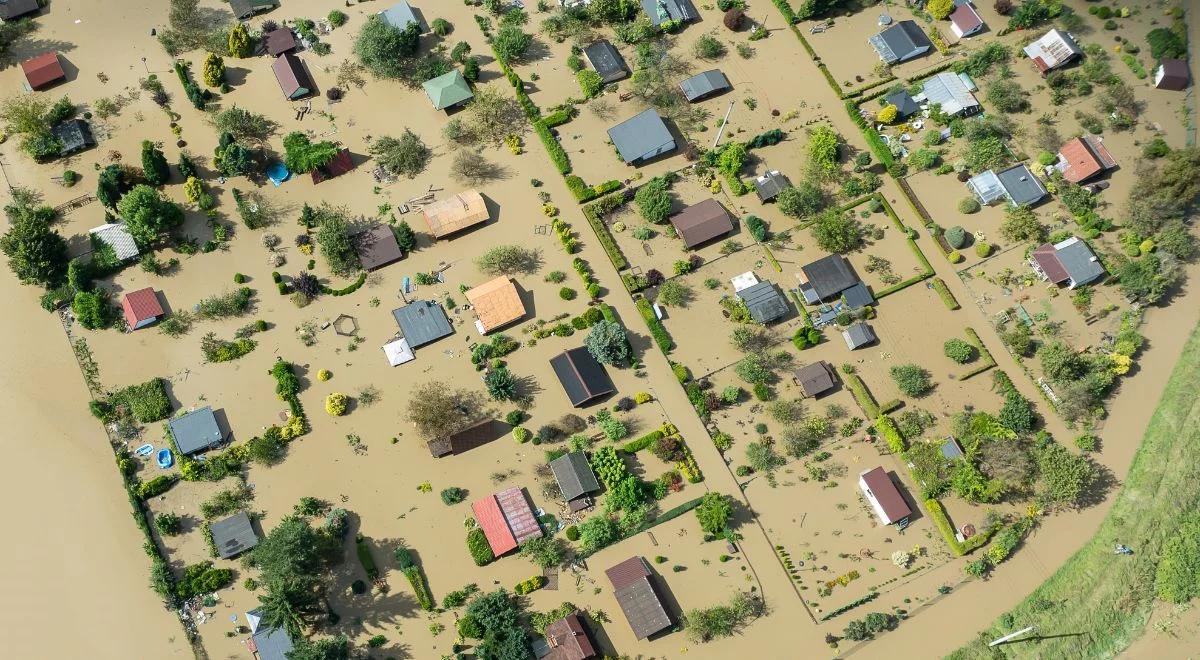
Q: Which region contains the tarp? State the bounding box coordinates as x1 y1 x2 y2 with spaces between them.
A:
383 338 414 366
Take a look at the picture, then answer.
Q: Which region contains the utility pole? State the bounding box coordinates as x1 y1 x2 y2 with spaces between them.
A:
712 100 735 150
989 626 1036 647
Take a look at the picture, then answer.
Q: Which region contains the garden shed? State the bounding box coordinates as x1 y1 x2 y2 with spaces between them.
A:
271 52 312 100
246 610 294 660
968 164 1046 207
670 198 734 248
1055 136 1116 183
465 276 526 334
229 0 277 20
606 556 672 640
20 52 65 90
427 419 502 457
382 337 414 366
550 452 601 504
121 287 164 330
168 406 225 456
472 487 542 556
89 223 139 262
884 90 920 120
920 71 980 117
353 224 404 271
753 170 790 202
0 0 40 20
1030 236 1104 289
793 361 838 398
1023 28 1082 75
421 190 489 238
640 0 696 27
841 282 875 310
380 0 422 31
310 148 353 183
543 611 598 660
551 347 615 408
679 69 731 103
608 109 676 165
949 2 984 38
1154 59 1189 90
869 20 931 64
52 119 95 155
210 510 259 559
801 254 860 301
423 69 473 111
392 300 453 348
736 280 789 324
859 466 912 525
843 322 876 350
584 40 628 83
264 28 297 56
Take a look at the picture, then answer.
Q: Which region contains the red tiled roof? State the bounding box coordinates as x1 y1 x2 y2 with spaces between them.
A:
605 556 651 590
122 287 163 326
950 4 982 33
496 486 543 545
545 613 597 660
1032 243 1070 283
21 52 65 89
1058 137 1116 183
472 495 518 556
859 467 911 524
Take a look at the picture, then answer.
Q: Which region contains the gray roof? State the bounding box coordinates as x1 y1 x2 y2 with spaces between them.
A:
794 361 837 397
995 164 1047 206
210 510 259 559
640 0 697 26
754 171 790 202
885 90 920 119
608 109 676 164
922 71 979 116
229 0 277 20
607 557 672 639
551 347 615 408
584 41 628 83
550 452 601 501
1052 236 1105 287
168 406 224 456
966 170 1006 205
380 0 422 30
941 438 964 460
248 612 295 660
801 254 859 301
737 281 789 324
841 282 875 309
89 223 139 261
679 69 731 102
869 20 932 64
0 0 40 20
392 300 453 348
843 322 876 350
52 119 95 155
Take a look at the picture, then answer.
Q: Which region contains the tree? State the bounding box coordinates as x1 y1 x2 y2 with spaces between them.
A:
1146 27 1187 61
987 79 1029 113
588 0 640 23
484 366 518 401
693 34 726 60
406 381 483 441
0 17 36 58
450 149 502 185
475 245 539 275
745 441 785 473
1001 321 1034 356
355 16 420 79
657 279 693 307
776 182 825 218
225 22 251 58
928 0 954 19
695 492 734 537
576 515 620 554
1037 341 1086 382
806 125 841 180
0 94 50 136
890 364 932 397
998 391 1036 434
1 198 67 286
461 87 526 147
908 148 941 171
314 207 359 276
635 177 672 224
943 338 974 363
492 24 533 63
369 130 431 179
1116 254 1181 304
519 536 565 569
810 209 863 253
96 164 127 208
734 353 772 385
201 52 225 87
1035 441 1096 509
585 320 630 365
117 185 184 246
214 132 257 176
1156 220 1196 260
392 221 416 253
210 106 278 142
282 132 339 174
717 143 747 176
286 635 352 660
463 56 481 83
140 141 170 186
999 205 1046 243
731 326 769 352
576 69 603 98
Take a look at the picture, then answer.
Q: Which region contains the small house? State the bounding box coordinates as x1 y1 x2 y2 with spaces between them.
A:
608 109 676 165
606 556 673 640
1054 136 1116 183
1023 29 1082 75
465 276 526 334
428 419 502 457
246 610 294 660
0 0 41 21
843 322 876 350
310 148 353 183
423 69 474 111
640 0 696 27
841 282 875 310
753 170 790 203
793 361 837 398
421 190 489 238
271 52 312 100
89 223 139 261
121 288 164 330
551 347 615 408
210 510 259 559
380 0 423 31
736 280 789 325
1154 59 1189 91
800 254 860 302
884 90 920 120
679 69 731 103
949 2 984 39
584 41 628 83
967 164 1047 207
168 406 225 456
392 300 453 348
921 71 980 117
543 611 598 660
859 466 912 526
263 28 298 57
1030 236 1105 289
549 452 601 510
20 52 65 90
670 198 734 248
471 487 543 556
869 20 932 64
229 0 277 20
353 224 404 271
52 119 95 156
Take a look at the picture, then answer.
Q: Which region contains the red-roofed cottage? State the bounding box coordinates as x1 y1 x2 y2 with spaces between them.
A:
311 148 353 183
20 52 65 90
471 487 543 556
859 467 911 526
1055 136 1116 183
122 287 164 330
948 3 984 39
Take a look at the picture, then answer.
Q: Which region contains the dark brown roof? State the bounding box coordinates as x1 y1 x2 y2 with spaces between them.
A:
670 198 734 248
859 467 912 524
606 556 672 639
311 148 353 183
545 612 598 660
427 419 502 457
271 52 311 99
1156 59 1189 91
264 28 297 56
0 0 40 20
1031 243 1069 284
793 361 836 397
551 347 615 408
354 223 404 271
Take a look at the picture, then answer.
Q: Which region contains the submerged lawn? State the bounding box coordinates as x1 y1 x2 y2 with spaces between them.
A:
949 321 1200 659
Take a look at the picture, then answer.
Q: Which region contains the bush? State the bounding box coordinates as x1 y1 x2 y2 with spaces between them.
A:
890 364 932 397
975 242 992 258
944 226 967 249
325 392 349 416
745 215 768 241
466 527 494 566
576 69 603 98
155 512 182 535
944 338 974 364
431 18 451 36
635 177 672 224
512 427 531 443
559 287 577 300
564 525 580 541
441 487 467 505
1074 434 1098 452
693 34 726 59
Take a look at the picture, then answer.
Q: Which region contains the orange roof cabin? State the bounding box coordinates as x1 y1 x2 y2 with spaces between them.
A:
421 190 489 239
465 276 526 334
122 287 164 330
21 52 65 90
1055 136 1116 183
471 487 543 556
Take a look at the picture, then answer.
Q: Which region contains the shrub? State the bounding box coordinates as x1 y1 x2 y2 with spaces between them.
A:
431 18 451 35
944 338 974 364
745 215 768 241
512 427 531 443
564 525 580 541
949 250 964 263
693 34 726 59
890 364 932 397
325 392 349 416
876 104 898 124
576 69 603 98
112 378 173 423
466 527 494 566
441 487 467 505
975 242 992 258
155 512 182 535
944 226 967 249
1074 434 1098 452
559 287 577 300
635 177 672 224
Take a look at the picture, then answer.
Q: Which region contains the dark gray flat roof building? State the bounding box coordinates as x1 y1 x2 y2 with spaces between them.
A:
52 119 95 156
550 452 601 501
679 69 731 103
392 300 453 348
737 281 789 324
584 41 628 83
843 322 876 350
606 556 673 639
841 282 875 310
640 0 697 27
801 254 859 301
168 406 224 456
551 347 615 408
608 109 676 165
210 510 259 559
995 163 1048 207
869 20 932 64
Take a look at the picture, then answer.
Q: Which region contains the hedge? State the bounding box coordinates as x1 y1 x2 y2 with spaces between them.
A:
581 198 629 271
819 591 880 621
136 474 177 500
355 536 379 580
623 429 665 453
925 498 994 556
466 527 494 566
958 327 998 380
567 175 622 203
842 371 880 418
320 272 367 296
636 296 674 353
534 121 572 175
542 109 573 128
845 100 898 171
762 245 782 272
874 196 934 298
875 415 906 453
932 278 960 310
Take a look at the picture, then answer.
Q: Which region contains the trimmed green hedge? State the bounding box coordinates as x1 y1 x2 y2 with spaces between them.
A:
842 371 880 418
581 199 629 271
623 429 664 454
567 176 622 202
932 277 960 310
635 297 674 353
321 272 367 296
535 121 572 175
925 498 994 556
875 415 906 453
958 327 998 380
466 527 494 566
542 109 572 128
